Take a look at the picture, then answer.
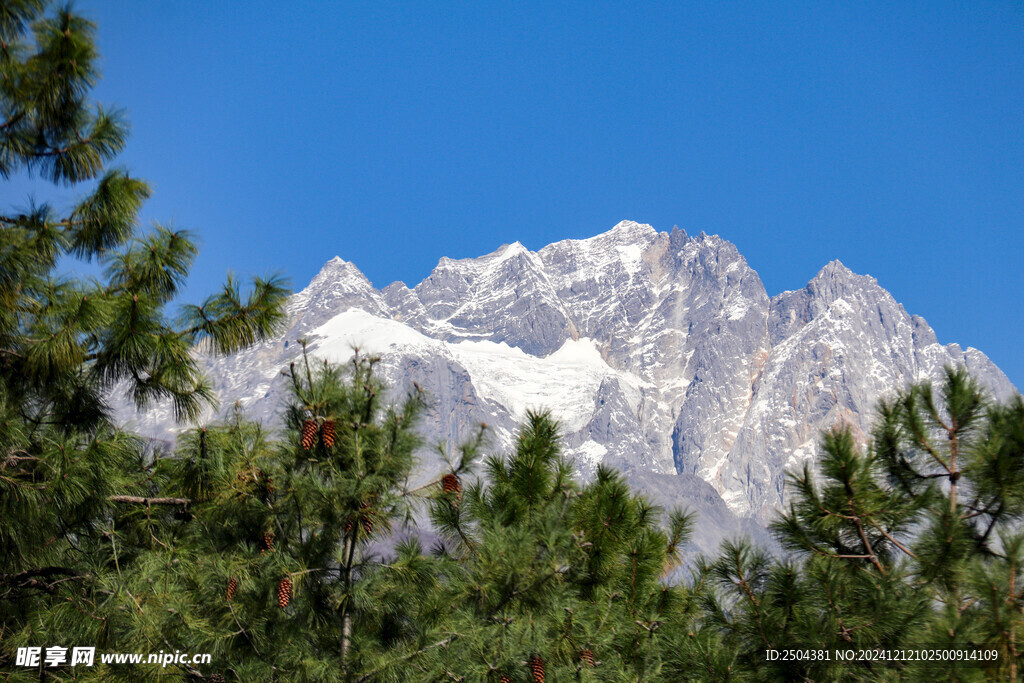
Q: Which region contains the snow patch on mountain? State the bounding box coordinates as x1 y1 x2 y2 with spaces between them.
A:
310 309 440 360
306 309 648 438
451 337 644 433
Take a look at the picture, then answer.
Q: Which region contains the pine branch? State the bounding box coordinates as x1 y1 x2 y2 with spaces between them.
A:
1 566 82 583
107 495 191 506
851 513 886 575
352 635 459 682
1 566 85 595
867 518 917 560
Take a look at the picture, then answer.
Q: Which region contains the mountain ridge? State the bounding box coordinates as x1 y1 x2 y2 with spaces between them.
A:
116 220 1017 553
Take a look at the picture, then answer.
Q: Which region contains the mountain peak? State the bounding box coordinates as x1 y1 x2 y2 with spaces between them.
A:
315 255 364 275
310 255 369 282
499 241 529 257
817 259 852 277
608 219 656 237
804 260 882 301
290 255 384 317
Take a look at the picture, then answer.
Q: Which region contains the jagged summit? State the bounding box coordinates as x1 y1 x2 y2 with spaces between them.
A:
605 219 658 239
316 254 359 272
289 256 384 322
810 259 877 287
115 221 1017 553
303 255 372 291
611 218 652 231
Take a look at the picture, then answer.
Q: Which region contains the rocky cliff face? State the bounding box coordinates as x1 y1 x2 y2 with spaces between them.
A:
116 221 1017 555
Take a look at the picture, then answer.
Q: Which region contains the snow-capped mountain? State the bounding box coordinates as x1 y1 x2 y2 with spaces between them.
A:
118 221 1017 555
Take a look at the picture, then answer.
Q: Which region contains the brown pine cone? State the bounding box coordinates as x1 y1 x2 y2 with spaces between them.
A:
361 502 375 535
260 530 274 554
441 473 462 496
276 577 293 608
226 577 238 601
499 676 512 683
208 674 225 683
321 419 336 448
300 419 318 450
579 648 595 666
346 502 375 535
528 654 545 683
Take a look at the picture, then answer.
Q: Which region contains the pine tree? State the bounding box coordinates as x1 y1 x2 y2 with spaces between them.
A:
367 411 699 681
698 367 1024 681
1 2 286 676
875 367 1024 680
114 347 428 681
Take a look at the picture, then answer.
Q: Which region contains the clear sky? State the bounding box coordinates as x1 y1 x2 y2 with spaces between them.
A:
10 1 1023 389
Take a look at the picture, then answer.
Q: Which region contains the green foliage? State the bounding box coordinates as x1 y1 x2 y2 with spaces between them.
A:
773 427 925 573
135 349 428 681
1 2 286 677
699 367 1024 682
355 411 699 682
1 1 289 425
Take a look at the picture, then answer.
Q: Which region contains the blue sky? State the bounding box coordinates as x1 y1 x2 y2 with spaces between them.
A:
11 1 1023 388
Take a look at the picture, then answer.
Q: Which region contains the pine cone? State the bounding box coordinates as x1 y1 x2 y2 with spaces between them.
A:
321 419 336 448
344 499 376 536
346 502 375 535
260 530 274 554
208 674 225 683
276 577 293 608
361 502 375 535
579 648 595 667
226 577 238 601
499 676 512 683
441 473 462 497
300 419 318 450
529 654 545 683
